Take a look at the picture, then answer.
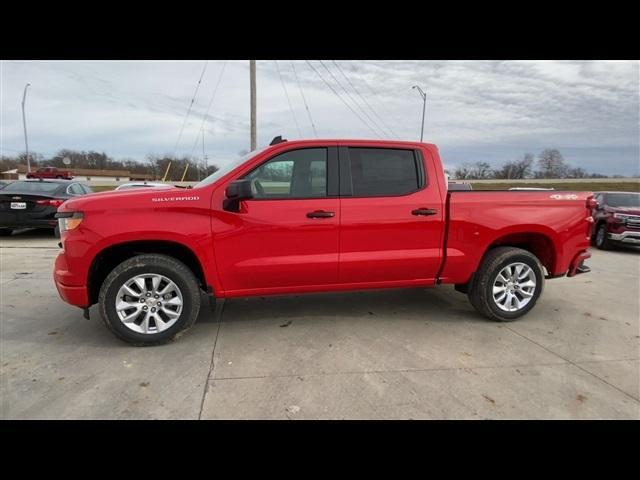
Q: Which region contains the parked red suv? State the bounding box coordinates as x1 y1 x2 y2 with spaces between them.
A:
53 138 595 345
591 191 640 249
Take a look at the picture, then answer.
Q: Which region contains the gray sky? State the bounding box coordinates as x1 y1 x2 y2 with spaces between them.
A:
1 60 639 175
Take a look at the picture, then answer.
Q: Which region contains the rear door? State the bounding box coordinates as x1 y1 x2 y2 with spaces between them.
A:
338 145 445 285
213 146 341 294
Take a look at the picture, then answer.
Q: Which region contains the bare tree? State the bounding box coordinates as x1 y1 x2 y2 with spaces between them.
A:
454 162 494 180
566 166 588 178
494 153 534 179
536 148 567 178
469 162 493 179
453 164 472 180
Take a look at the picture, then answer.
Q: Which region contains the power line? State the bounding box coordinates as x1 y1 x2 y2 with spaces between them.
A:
291 61 318 138
173 61 209 157
188 61 228 159
319 60 387 138
275 60 302 137
305 60 380 138
332 60 400 139
357 67 415 134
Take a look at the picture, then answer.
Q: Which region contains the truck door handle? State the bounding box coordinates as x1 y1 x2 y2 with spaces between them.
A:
412 208 437 216
306 210 335 219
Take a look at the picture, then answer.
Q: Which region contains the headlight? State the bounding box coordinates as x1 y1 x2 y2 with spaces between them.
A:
57 212 84 232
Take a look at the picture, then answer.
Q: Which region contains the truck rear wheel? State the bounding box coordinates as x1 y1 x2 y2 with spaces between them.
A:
98 254 201 346
468 247 544 322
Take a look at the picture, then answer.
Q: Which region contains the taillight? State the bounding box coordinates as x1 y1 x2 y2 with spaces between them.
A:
36 199 65 208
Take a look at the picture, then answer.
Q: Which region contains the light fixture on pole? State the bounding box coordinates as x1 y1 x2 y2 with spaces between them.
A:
21 83 31 172
412 85 426 142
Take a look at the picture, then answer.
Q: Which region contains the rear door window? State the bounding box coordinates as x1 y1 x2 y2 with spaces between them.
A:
347 148 421 197
67 184 84 195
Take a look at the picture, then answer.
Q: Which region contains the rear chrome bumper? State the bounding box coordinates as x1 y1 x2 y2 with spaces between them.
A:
609 231 640 245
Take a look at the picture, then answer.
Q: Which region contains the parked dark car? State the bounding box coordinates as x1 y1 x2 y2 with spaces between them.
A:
591 191 640 249
0 179 93 237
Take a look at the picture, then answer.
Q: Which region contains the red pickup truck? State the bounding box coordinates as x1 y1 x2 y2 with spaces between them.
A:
27 166 74 180
54 139 594 346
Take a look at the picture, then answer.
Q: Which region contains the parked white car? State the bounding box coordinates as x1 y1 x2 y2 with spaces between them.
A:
115 182 173 191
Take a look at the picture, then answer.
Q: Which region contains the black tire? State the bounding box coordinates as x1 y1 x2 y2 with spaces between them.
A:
0 229 12 236
468 246 544 322
98 254 201 346
594 223 612 250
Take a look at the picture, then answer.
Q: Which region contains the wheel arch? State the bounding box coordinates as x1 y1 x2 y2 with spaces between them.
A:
482 231 557 276
87 240 209 306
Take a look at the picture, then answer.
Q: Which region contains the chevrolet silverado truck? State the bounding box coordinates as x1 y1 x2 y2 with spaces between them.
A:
54 138 595 346
591 191 640 249
26 166 74 180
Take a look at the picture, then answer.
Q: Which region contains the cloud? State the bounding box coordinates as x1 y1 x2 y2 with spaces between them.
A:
1 60 638 175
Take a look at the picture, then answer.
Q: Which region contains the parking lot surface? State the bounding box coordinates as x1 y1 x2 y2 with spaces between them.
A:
1 229 639 419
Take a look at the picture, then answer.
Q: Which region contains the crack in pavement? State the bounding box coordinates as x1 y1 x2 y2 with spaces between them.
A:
210 360 576 381
198 299 226 420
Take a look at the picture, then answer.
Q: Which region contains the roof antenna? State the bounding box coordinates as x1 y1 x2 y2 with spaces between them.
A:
269 135 287 146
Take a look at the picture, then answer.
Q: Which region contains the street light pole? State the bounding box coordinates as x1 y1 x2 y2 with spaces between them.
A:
21 83 31 172
412 85 426 142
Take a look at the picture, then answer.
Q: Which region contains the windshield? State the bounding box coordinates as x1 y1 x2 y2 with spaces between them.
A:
2 181 61 193
194 148 268 188
607 193 640 208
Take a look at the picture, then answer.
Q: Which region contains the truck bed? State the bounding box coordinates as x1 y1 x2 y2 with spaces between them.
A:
439 190 594 284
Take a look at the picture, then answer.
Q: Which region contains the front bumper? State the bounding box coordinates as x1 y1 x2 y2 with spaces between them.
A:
54 280 89 307
609 231 640 245
54 250 89 307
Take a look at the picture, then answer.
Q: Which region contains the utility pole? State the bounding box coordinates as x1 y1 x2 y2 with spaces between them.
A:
250 60 257 151
21 83 31 172
412 85 427 142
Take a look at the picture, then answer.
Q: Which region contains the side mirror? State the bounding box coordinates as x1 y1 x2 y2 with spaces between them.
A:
223 179 254 212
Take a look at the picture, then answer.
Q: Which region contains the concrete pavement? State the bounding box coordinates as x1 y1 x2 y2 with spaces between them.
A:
1 228 638 419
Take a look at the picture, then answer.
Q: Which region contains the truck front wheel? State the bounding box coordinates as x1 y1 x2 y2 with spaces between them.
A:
98 254 202 346
468 247 544 322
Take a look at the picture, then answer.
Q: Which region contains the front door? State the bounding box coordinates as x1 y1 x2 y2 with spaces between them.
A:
213 146 340 295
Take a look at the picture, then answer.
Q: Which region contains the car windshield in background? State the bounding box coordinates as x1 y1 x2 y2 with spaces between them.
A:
2 181 61 193
607 193 640 208
194 148 268 188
